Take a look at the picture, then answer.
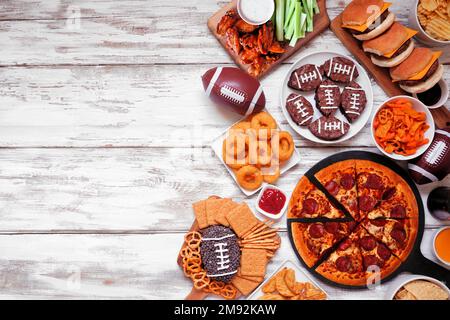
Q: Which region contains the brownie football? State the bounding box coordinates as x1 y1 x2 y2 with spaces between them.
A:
309 116 350 141
285 93 314 127
322 56 359 83
288 64 324 91
340 81 367 123
315 79 341 116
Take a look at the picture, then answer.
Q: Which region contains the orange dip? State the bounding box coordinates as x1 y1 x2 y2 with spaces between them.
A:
435 228 450 263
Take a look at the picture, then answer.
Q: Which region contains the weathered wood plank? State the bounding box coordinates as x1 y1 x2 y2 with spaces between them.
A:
0 231 442 299
0 0 415 65
0 147 446 232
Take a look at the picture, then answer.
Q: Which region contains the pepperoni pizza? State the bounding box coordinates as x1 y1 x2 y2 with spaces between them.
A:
288 159 419 287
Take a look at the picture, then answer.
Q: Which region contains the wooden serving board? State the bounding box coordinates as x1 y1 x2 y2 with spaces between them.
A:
207 0 330 78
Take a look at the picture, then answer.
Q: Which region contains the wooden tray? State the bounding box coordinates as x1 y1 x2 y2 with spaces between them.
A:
207 0 330 79
330 13 450 129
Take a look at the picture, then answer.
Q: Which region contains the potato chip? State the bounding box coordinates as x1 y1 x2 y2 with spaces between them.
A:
284 268 296 292
395 288 417 300
422 0 439 11
261 269 282 293
258 293 285 300
275 269 294 297
404 280 449 300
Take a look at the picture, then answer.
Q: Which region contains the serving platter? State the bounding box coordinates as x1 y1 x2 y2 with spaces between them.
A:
280 51 373 144
287 151 450 289
207 0 330 79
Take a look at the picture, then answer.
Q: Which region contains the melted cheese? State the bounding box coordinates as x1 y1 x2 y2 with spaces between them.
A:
342 2 392 32
407 51 442 80
383 27 418 58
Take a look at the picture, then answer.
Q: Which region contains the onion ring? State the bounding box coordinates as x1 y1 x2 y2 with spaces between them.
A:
251 112 277 140
224 132 248 157
236 165 263 190
222 140 248 169
275 131 294 162
249 140 272 166
262 165 280 184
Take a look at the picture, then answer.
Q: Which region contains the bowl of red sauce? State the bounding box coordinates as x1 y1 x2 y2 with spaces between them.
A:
256 185 287 220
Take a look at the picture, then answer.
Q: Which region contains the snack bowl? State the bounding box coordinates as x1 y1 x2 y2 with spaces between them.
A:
247 260 328 300
255 184 288 220
412 78 449 109
386 274 450 300
433 226 450 268
408 0 450 47
237 0 274 26
371 95 435 161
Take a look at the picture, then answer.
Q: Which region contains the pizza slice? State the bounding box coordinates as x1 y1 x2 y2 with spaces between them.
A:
315 235 367 286
355 160 397 217
291 221 356 268
366 176 419 219
314 159 359 220
350 224 403 280
361 218 418 261
288 175 347 219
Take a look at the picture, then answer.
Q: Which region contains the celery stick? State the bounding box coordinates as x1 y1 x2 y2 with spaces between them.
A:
313 0 320 14
299 12 307 38
275 0 285 41
284 0 296 29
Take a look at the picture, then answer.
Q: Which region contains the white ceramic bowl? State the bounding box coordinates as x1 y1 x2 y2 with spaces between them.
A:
413 78 449 109
371 96 435 161
408 0 450 47
255 184 288 220
433 226 450 267
237 0 274 26
386 274 450 300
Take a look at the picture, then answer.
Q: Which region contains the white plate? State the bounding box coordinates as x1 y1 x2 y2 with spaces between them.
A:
211 115 301 197
280 51 373 144
246 260 328 300
371 95 435 161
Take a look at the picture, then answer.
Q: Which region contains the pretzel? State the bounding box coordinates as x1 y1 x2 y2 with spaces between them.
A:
208 281 225 295
183 257 202 277
192 271 210 290
220 284 237 300
185 231 202 249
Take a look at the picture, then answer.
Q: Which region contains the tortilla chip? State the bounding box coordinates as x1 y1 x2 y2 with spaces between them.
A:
404 280 449 300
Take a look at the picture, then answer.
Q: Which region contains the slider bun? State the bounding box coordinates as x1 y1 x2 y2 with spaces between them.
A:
363 22 410 55
342 0 385 26
354 12 396 41
370 41 415 67
390 47 433 81
400 64 444 94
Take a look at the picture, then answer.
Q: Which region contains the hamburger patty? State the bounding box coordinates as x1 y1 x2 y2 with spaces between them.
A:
350 10 390 35
399 60 439 86
376 39 412 60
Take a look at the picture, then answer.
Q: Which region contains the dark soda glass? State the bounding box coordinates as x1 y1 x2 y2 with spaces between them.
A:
427 187 450 221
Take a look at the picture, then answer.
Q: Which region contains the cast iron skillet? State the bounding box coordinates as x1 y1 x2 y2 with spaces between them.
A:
287 151 450 289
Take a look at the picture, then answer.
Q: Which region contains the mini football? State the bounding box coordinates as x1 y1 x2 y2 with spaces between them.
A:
285 93 314 127
322 56 359 83
200 225 240 283
408 128 450 185
340 81 367 123
315 79 341 116
202 67 265 116
309 116 350 141
288 64 324 91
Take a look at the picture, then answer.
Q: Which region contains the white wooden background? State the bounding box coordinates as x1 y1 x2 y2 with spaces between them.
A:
0 0 448 300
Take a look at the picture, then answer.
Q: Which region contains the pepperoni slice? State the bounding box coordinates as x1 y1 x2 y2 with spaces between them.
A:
347 221 357 232
370 219 387 227
391 205 406 218
324 222 339 235
358 195 377 212
360 236 377 251
391 228 406 244
325 180 339 196
302 198 318 216
338 239 352 251
340 173 355 190
336 256 351 272
309 223 325 238
365 174 383 190
363 255 380 269
377 243 391 261
382 187 396 200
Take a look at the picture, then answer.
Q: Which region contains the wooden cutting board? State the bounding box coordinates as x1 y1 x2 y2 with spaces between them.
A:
207 0 330 78
330 13 450 129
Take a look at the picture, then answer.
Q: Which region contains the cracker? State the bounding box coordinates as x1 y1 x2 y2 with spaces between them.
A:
236 268 264 283
404 280 449 300
205 198 225 226
240 248 267 277
215 199 237 226
226 203 259 237
231 275 261 296
192 200 208 229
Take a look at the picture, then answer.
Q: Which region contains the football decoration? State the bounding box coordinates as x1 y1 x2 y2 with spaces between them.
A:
408 128 450 185
340 81 367 123
309 116 350 141
288 64 324 91
322 57 359 83
200 225 240 283
202 67 265 116
285 93 314 127
315 80 341 116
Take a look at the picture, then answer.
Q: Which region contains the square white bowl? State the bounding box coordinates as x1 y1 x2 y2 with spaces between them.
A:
371 95 435 161
255 184 288 220
247 259 328 300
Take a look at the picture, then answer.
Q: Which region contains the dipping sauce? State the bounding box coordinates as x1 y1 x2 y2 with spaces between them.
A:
258 188 286 215
435 228 450 264
238 0 274 25
416 83 442 107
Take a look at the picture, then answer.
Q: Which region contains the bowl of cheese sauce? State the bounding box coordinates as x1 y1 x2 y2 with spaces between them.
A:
433 226 450 267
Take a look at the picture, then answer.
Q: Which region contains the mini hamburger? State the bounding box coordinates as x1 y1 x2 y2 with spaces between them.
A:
390 48 443 94
362 22 417 67
342 0 395 41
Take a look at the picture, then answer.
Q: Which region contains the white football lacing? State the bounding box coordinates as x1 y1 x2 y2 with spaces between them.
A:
220 85 245 105
300 71 318 83
214 242 231 271
424 141 448 167
349 93 360 110
333 63 352 75
324 121 345 134
325 89 335 106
